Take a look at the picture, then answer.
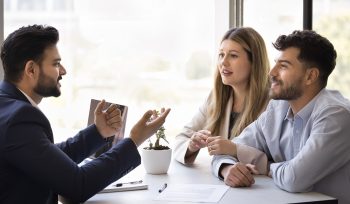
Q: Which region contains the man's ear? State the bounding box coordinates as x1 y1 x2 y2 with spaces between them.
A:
305 67 319 85
23 60 37 79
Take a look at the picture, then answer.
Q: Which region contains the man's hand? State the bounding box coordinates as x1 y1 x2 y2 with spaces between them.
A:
188 130 211 153
94 100 122 138
206 136 236 156
130 108 171 147
221 163 258 187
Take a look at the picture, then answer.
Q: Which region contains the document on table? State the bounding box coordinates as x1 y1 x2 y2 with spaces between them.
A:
155 184 229 203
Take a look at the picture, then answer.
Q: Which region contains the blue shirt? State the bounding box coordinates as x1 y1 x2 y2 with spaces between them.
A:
212 89 350 204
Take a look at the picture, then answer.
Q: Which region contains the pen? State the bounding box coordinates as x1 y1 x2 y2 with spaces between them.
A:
158 183 167 193
115 180 143 187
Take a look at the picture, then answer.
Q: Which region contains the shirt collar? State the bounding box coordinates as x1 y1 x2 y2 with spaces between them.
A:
284 107 294 121
18 88 40 109
284 89 325 122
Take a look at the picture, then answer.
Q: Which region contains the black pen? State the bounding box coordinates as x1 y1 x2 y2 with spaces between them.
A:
158 183 167 193
115 180 143 187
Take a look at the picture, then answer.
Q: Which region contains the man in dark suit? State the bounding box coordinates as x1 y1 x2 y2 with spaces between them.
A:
0 25 170 204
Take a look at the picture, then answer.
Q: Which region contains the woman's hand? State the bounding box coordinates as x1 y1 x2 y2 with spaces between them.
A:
206 136 237 156
188 130 211 153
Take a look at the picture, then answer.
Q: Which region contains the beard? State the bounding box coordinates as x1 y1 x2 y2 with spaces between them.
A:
269 77 303 100
34 68 61 97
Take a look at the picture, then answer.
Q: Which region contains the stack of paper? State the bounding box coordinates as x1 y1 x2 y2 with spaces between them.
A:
99 181 148 193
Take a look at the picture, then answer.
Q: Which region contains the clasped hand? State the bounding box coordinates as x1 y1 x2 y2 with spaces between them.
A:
221 163 259 187
188 130 236 156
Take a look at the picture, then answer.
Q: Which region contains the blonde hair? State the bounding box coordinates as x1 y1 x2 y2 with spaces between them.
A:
205 27 270 138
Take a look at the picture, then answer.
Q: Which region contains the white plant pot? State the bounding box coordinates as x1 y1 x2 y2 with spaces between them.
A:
141 148 172 174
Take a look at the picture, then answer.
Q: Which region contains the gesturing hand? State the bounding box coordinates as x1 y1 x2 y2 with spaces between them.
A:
129 108 171 147
94 99 122 138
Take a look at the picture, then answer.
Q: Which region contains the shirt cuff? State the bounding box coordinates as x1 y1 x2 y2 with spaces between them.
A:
212 157 236 179
236 143 268 175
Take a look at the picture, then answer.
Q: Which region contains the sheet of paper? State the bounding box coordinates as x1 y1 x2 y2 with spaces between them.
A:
155 184 229 203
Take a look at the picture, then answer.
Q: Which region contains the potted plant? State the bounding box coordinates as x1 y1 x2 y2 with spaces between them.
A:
141 121 172 174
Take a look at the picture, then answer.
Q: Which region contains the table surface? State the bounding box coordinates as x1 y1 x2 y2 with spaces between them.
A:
85 151 337 204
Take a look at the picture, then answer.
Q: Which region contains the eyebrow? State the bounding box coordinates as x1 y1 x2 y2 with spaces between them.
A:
275 59 292 65
219 49 240 53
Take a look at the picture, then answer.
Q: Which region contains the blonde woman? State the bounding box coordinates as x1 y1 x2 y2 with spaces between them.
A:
174 27 270 164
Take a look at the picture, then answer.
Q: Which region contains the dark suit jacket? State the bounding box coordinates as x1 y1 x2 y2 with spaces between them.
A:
0 81 140 204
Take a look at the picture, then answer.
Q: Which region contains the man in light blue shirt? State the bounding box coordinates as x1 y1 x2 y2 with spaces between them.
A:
211 30 350 204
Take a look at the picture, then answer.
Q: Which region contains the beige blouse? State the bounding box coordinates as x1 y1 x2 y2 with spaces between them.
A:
173 94 234 164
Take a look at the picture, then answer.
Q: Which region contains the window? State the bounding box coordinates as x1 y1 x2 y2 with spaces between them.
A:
6 0 348 145
4 0 219 143
244 0 350 99
244 0 303 65
314 0 350 98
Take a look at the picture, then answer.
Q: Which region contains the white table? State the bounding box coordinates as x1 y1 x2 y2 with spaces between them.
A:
85 152 337 204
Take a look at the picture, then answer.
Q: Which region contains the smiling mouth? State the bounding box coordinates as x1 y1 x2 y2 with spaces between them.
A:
57 79 62 87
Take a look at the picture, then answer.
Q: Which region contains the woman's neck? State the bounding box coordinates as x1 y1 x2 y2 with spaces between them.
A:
232 86 248 113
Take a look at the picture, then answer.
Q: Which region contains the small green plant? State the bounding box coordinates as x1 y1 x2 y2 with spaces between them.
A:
144 111 170 150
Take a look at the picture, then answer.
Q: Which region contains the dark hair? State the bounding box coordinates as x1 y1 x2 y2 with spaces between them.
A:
1 24 59 83
273 30 337 88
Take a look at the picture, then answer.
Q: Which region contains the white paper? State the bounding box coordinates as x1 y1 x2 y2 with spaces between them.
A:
155 184 229 203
